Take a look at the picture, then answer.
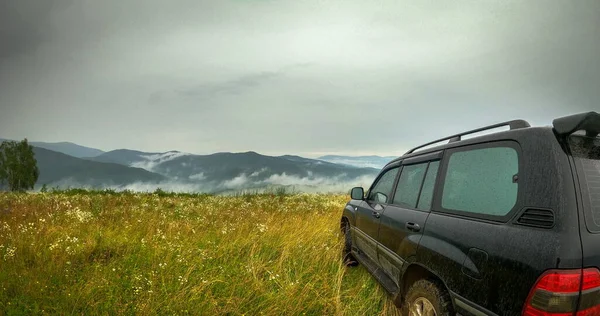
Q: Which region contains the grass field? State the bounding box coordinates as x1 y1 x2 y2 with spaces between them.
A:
0 191 400 315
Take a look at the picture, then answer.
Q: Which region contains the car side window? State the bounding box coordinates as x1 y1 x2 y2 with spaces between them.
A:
441 146 518 217
392 163 427 208
417 161 440 210
367 167 399 204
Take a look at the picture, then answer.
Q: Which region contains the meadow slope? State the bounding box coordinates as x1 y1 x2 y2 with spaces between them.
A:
0 191 399 315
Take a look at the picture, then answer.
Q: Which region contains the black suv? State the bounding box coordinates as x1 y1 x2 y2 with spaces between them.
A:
340 111 600 316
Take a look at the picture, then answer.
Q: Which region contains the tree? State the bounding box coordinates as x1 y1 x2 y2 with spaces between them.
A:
0 139 39 191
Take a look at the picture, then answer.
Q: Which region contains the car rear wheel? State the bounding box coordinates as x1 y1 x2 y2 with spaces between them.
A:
402 279 453 316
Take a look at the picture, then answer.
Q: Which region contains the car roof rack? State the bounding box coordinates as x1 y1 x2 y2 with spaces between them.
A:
404 119 531 155
553 111 600 137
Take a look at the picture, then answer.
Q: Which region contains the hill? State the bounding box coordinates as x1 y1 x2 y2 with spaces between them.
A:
32 147 165 188
1 139 380 192
85 150 379 192
83 149 160 165
0 138 105 158
88 150 379 183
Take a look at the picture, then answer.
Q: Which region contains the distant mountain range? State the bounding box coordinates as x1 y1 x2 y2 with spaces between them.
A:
85 149 379 193
317 155 396 169
33 147 165 187
1 138 382 193
0 138 105 158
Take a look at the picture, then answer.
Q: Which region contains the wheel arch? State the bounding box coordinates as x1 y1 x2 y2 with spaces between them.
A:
397 262 456 312
340 216 350 233
341 203 357 228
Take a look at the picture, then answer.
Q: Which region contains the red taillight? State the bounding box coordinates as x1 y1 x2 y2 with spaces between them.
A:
523 268 600 316
578 305 600 316
535 269 583 292
582 269 600 290
523 305 572 316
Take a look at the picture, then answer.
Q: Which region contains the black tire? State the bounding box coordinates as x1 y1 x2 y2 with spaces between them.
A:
402 279 453 316
342 221 358 267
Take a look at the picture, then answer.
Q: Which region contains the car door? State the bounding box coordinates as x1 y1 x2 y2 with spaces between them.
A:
417 142 528 314
376 152 441 284
354 165 400 264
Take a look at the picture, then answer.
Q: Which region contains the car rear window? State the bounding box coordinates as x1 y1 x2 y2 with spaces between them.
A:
569 135 600 231
440 145 519 219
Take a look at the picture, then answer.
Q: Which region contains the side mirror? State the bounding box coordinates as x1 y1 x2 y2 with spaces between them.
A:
350 187 364 200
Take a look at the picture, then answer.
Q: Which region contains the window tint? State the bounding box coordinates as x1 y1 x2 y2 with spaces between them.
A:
417 161 440 210
569 135 600 230
393 163 427 208
367 167 399 204
442 146 518 217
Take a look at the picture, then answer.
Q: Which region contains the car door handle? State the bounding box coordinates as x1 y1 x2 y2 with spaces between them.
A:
405 222 421 232
372 211 380 218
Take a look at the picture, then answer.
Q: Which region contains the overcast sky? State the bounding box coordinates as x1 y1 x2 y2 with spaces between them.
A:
1 0 599 157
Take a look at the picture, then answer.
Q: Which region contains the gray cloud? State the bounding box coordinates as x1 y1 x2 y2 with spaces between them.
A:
178 64 312 99
1 0 599 157
180 71 283 98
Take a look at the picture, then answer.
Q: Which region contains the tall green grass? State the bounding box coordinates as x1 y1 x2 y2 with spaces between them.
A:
0 192 398 315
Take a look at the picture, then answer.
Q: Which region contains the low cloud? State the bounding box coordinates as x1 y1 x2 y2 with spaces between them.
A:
221 173 250 189
38 172 377 194
222 172 376 193
263 172 343 186
318 156 396 169
276 174 376 193
249 168 269 177
130 151 189 171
